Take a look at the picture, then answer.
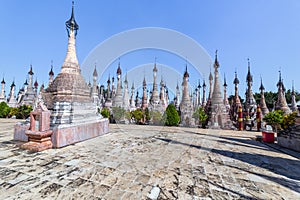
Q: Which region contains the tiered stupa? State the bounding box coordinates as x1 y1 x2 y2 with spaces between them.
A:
43 1 108 147
208 51 231 129
123 73 130 110
7 81 17 108
202 80 207 107
21 65 36 106
291 81 298 113
179 65 193 126
0 78 6 103
230 71 241 121
141 77 148 110
275 71 291 114
259 78 269 116
112 62 123 107
244 59 257 113
223 75 230 111
150 62 160 106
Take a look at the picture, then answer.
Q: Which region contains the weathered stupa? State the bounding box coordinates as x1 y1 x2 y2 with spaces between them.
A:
208 51 231 129
275 71 291 114
180 65 193 126
244 59 257 113
259 78 269 116
43 2 109 147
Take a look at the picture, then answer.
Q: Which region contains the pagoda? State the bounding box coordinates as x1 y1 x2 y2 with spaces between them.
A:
43 1 108 147
179 65 193 126
208 51 231 129
259 78 269 116
0 78 6 103
275 71 291 114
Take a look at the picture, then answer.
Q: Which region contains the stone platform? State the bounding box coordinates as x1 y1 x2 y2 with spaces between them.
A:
0 119 299 199
51 118 109 148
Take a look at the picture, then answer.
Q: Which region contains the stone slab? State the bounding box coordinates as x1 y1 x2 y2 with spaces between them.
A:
13 122 30 142
51 118 109 148
277 136 300 152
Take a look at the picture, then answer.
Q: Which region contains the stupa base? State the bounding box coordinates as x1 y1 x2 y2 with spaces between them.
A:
51 118 109 148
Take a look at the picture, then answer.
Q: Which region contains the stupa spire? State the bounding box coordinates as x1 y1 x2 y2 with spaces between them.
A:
291 80 298 112
275 70 290 114
61 0 80 74
259 77 269 115
209 50 231 129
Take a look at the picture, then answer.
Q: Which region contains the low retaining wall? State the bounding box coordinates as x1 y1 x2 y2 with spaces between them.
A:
51 118 109 148
278 126 300 152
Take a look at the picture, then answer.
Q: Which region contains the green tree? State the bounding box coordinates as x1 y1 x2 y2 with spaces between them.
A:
0 102 10 118
164 104 180 126
132 109 143 124
263 110 284 132
112 107 125 122
124 111 132 122
144 108 151 121
100 107 110 118
281 111 297 130
192 107 208 127
8 107 18 118
150 110 163 125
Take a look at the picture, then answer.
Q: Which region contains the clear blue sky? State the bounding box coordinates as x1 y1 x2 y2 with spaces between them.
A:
0 0 300 97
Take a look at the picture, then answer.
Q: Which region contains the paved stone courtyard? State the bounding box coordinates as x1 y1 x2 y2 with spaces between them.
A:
0 119 300 199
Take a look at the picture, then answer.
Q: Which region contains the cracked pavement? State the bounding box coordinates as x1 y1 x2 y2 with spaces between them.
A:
0 119 300 199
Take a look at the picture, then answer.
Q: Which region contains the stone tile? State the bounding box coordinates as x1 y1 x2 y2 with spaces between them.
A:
0 120 300 199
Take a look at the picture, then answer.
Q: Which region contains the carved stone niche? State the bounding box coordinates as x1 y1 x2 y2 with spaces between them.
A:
22 109 53 152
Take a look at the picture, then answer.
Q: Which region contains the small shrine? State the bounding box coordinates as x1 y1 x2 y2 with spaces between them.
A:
21 94 53 152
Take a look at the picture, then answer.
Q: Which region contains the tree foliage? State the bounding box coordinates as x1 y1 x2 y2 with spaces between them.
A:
0 102 11 118
150 110 163 125
281 111 297 130
100 107 110 118
132 109 144 124
263 110 297 132
112 107 126 121
263 110 284 132
164 104 180 126
192 107 208 123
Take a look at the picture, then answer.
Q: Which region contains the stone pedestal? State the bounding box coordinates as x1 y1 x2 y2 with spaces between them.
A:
14 122 30 141
21 108 53 152
22 130 53 152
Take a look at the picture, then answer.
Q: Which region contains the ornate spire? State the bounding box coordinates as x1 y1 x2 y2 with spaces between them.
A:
153 57 157 72
233 71 239 85
223 74 227 87
117 61 122 76
184 64 189 78
93 64 98 77
214 50 219 68
246 58 253 83
61 1 80 74
28 65 34 75
11 80 15 88
65 1 79 37
1 77 5 84
34 79 39 89
259 77 269 115
49 63 54 76
259 77 265 91
291 80 298 112
275 70 290 114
